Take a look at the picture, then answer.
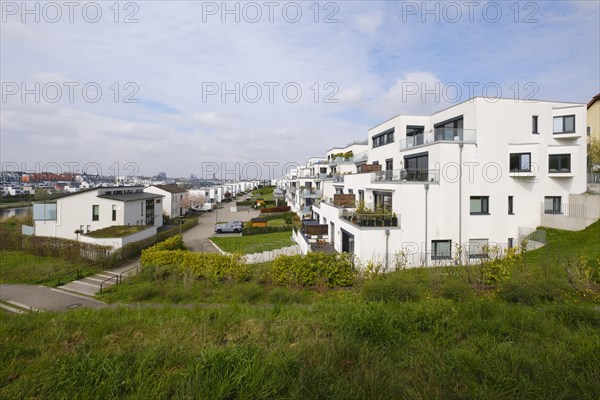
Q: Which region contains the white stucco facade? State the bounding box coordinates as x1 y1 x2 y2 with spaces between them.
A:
284 98 591 268
144 185 188 218
33 186 164 240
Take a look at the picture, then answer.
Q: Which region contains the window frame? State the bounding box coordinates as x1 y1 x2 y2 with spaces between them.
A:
548 154 571 173
372 128 395 148
544 196 562 214
469 238 489 259
532 115 538 134
470 196 490 215
553 115 575 134
92 205 99 221
509 152 531 172
432 240 452 260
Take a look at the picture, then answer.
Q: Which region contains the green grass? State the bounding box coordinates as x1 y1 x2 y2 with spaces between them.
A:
0 251 101 286
211 231 294 254
85 225 149 238
1 300 599 399
266 219 287 227
251 186 275 201
2 221 600 399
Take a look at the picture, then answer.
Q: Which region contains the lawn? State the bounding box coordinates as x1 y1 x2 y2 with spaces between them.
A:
250 186 275 201
211 231 294 254
2 222 599 399
0 251 102 286
85 225 149 238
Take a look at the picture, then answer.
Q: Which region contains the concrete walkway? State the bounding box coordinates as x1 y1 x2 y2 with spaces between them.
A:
0 284 106 312
244 244 302 263
57 259 141 296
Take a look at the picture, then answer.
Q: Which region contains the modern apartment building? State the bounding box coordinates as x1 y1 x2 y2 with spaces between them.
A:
285 97 591 267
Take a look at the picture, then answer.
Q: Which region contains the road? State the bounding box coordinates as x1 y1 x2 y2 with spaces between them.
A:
183 205 260 252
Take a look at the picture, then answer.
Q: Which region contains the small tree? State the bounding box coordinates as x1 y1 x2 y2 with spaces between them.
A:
589 138 600 171
34 188 51 201
182 193 205 211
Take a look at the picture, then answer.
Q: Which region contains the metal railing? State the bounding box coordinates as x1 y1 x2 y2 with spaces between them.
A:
99 274 119 293
541 202 587 218
118 264 139 283
371 169 440 183
340 209 400 228
399 128 476 150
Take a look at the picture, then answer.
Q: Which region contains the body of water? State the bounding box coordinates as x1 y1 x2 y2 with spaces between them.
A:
0 207 31 218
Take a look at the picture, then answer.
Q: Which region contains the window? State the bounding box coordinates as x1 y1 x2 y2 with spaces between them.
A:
92 205 99 221
156 199 161 203
469 239 488 259
112 205 117 221
86 225 91 233
508 196 514 215
509 153 531 172
372 128 394 148
532 115 538 134
404 152 429 181
553 115 575 134
358 190 365 204
385 159 394 180
508 238 514 248
434 116 463 141
79 225 84 233
406 125 425 146
432 240 452 260
544 196 562 214
470 196 489 215
141 202 144 216
549 154 571 172
373 191 393 211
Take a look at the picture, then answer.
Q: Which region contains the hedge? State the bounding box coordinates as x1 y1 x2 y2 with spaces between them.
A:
141 235 249 281
271 252 356 287
242 225 293 236
261 206 291 213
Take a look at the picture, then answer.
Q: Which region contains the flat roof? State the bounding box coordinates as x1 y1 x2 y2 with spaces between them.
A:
99 193 164 202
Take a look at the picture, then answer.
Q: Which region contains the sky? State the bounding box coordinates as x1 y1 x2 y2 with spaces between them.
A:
1 0 599 180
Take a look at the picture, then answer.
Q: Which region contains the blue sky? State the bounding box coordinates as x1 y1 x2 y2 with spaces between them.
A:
1 0 599 179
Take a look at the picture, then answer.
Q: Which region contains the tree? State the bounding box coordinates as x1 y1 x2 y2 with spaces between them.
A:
34 188 51 201
182 193 205 210
589 138 600 171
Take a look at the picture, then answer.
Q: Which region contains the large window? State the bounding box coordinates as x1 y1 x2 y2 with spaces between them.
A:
469 238 489 259
434 116 463 141
432 240 452 260
509 153 531 172
403 152 429 181
406 125 424 146
549 154 571 172
373 191 393 211
544 196 562 214
372 128 394 148
92 205 99 221
553 115 575 134
470 196 489 215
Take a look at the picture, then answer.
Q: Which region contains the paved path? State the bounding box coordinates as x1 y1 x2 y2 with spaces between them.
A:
0 284 106 312
58 259 141 296
244 244 302 264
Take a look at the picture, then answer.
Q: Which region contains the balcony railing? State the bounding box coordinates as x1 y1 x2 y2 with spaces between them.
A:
400 128 476 150
340 209 400 228
301 189 323 198
371 169 440 183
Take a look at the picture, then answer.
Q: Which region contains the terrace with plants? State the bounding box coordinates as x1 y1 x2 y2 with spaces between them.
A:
340 201 399 227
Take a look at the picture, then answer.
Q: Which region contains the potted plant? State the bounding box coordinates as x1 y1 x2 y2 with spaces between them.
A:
391 213 398 226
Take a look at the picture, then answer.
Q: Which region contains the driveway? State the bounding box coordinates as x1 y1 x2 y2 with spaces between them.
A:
182 205 260 252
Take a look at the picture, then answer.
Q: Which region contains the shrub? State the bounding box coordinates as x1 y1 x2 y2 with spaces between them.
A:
260 206 291 213
271 252 356 288
141 236 249 282
242 225 292 236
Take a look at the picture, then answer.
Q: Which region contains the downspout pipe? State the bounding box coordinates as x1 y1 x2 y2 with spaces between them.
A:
424 183 429 267
459 142 464 263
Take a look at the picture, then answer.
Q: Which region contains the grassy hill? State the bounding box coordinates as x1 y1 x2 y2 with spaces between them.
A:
1 221 599 399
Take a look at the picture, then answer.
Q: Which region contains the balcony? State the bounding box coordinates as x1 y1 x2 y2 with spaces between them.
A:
301 189 323 198
340 209 400 228
371 169 440 184
400 128 477 150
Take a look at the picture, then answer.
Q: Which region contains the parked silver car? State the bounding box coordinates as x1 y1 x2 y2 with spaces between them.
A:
214 221 243 234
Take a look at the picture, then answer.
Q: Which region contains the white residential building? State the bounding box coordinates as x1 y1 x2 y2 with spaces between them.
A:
144 185 189 218
33 186 164 240
288 98 591 268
